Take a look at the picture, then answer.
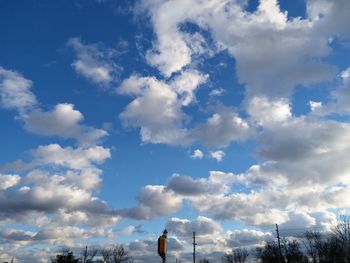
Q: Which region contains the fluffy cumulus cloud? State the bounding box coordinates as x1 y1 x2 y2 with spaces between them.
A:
118 72 250 146
167 174 207 196
191 106 250 147
117 74 190 145
209 150 225 162
138 0 338 98
191 149 204 159
0 66 108 145
166 216 222 237
0 67 37 112
247 96 292 126
225 229 273 248
68 37 121 87
118 185 183 220
0 174 21 190
0 142 120 261
22 103 108 146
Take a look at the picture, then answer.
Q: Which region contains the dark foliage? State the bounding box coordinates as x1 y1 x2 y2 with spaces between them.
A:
304 217 350 263
52 251 80 263
256 239 308 263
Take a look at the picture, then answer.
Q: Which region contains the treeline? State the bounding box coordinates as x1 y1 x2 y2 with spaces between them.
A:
223 217 350 263
52 245 130 263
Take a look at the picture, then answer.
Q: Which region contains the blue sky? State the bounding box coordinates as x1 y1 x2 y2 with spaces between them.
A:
1 0 350 262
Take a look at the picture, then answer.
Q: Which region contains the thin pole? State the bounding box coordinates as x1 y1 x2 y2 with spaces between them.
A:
276 224 283 263
193 232 196 263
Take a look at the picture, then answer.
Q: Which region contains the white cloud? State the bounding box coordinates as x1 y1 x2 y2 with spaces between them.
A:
68 38 121 87
225 229 272 248
0 174 21 190
209 150 225 162
170 69 208 106
138 0 337 98
209 88 225 97
0 67 37 112
166 171 238 197
167 174 207 196
0 141 121 257
118 73 250 147
0 66 108 146
309 100 323 112
22 103 108 146
191 149 204 159
248 96 291 126
142 0 193 77
30 144 111 170
331 67 350 113
117 75 189 145
307 0 350 38
166 216 222 237
191 106 250 148
118 185 183 220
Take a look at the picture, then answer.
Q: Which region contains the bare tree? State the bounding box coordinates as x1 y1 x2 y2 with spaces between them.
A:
81 246 98 263
101 248 113 263
332 215 350 262
223 248 249 263
112 245 129 263
233 248 249 263
199 258 210 263
304 231 323 263
303 218 350 263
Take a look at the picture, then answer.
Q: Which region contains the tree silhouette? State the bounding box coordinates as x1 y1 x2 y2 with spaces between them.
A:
112 245 129 263
52 251 79 263
256 239 307 263
223 248 249 263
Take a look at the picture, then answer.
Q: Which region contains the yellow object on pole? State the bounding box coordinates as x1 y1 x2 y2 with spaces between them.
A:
158 229 168 262
158 236 167 256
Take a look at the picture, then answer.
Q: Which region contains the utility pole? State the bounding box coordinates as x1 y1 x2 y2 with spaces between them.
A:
276 224 283 263
83 246 88 263
192 232 197 263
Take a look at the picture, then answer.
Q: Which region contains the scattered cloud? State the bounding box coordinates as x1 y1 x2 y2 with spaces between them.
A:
247 96 291 126
209 150 225 162
68 37 122 87
117 75 190 145
0 67 37 112
118 185 183 220
209 88 225 97
167 174 207 196
190 149 204 159
0 174 21 190
166 216 222 237
22 103 108 146
191 106 251 148
138 0 337 97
